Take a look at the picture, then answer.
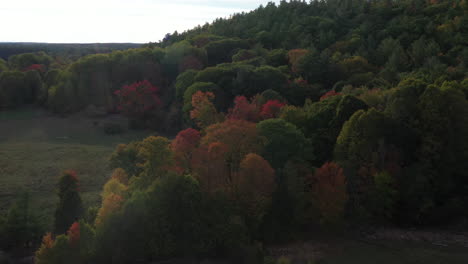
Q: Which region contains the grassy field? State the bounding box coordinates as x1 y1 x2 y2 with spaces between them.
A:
0 107 153 228
267 235 468 264
323 239 468 264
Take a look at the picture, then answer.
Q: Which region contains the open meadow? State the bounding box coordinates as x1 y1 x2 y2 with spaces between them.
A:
0 107 153 229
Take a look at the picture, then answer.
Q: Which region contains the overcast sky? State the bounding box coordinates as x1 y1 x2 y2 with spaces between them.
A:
0 0 279 43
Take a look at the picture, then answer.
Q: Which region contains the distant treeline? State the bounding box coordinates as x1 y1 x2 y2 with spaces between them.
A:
0 42 142 60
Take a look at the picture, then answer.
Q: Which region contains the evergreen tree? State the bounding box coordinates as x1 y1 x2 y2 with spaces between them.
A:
54 170 83 234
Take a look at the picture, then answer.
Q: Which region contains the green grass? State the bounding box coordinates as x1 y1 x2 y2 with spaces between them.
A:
0 107 153 229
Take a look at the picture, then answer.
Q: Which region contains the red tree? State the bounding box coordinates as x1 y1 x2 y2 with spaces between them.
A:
67 222 80 247
200 119 262 180
227 96 260 122
114 80 161 120
171 128 201 173
23 64 46 73
192 142 230 193
320 90 341 101
260 100 286 119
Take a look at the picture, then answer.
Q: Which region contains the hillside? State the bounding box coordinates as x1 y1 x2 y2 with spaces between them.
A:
1 0 468 263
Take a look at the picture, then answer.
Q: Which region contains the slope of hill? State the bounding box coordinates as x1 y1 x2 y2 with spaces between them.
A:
1 0 468 263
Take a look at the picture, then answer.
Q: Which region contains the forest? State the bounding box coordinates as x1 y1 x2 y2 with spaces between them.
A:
1 0 468 263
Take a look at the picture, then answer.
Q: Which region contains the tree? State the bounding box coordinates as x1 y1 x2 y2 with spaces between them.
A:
334 109 399 168
114 80 161 127
320 90 341 101
109 142 142 177
111 168 129 185
334 109 407 219
192 142 230 193
312 162 347 226
190 91 221 128
95 194 124 226
288 49 309 73
260 100 286 119
367 171 398 221
35 233 55 264
413 85 468 222
175 70 197 101
171 128 201 173
257 119 308 171
202 119 263 174
146 174 204 257
0 192 42 250
67 221 80 247
236 154 275 198
137 136 174 184
23 64 46 73
205 38 249 65
179 55 204 73
101 178 127 199
227 96 260 122
54 170 83 235
0 71 26 108
0 58 7 72
233 153 276 230
36 221 95 264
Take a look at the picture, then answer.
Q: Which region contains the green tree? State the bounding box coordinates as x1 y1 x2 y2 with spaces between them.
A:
109 141 142 177
257 118 308 172
175 69 197 101
135 136 173 187
0 70 26 108
0 192 42 250
54 170 83 234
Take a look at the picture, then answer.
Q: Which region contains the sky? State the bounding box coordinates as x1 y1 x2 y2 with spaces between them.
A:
0 0 279 43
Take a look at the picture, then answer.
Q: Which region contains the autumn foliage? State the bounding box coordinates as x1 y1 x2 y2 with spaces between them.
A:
111 168 129 185
202 119 262 173
114 80 161 119
235 153 276 199
67 222 80 246
312 162 348 225
233 153 276 225
95 194 124 226
227 96 260 122
190 91 220 128
34 233 55 264
320 90 341 101
171 128 201 173
192 142 230 193
23 64 46 73
260 100 286 119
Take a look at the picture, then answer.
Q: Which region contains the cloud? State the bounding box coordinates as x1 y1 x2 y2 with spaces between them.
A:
0 0 279 43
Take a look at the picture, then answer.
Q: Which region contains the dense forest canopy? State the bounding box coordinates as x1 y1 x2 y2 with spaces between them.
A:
1 0 468 263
